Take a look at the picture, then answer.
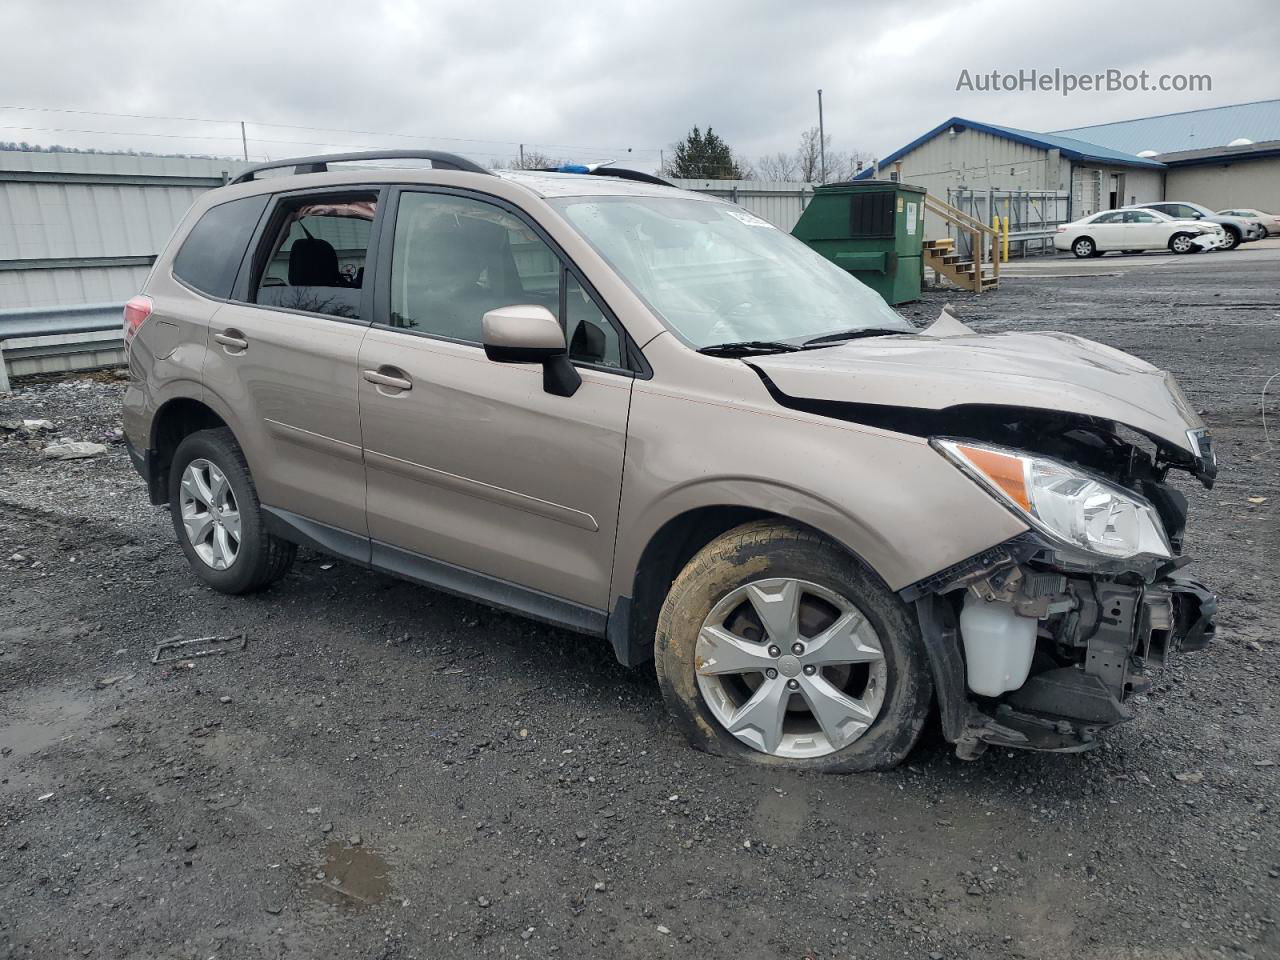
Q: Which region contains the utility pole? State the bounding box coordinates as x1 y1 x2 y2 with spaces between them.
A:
817 89 826 184
240 121 248 162
519 143 524 167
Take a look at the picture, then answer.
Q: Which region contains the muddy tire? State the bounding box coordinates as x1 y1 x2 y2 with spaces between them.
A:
654 520 933 773
168 428 295 594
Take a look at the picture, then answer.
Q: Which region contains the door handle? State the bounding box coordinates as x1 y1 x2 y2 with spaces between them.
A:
362 368 412 391
214 331 248 352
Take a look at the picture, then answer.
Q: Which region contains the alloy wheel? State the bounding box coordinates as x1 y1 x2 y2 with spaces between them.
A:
1172 235 1193 253
694 578 887 759
179 458 241 570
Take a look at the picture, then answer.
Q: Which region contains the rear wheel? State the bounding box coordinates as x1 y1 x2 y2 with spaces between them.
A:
1169 232 1196 254
168 428 295 594
654 521 932 772
1071 237 1095 258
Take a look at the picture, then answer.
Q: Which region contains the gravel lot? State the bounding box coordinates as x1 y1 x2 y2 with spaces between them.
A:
2 246 1278 960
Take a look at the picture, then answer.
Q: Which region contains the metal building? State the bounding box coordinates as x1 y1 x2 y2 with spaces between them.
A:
852 118 1165 246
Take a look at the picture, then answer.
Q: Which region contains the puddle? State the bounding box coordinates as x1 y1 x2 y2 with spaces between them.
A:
0 687 93 764
307 842 391 910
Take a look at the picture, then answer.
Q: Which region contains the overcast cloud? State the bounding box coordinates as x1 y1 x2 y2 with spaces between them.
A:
1 0 1275 171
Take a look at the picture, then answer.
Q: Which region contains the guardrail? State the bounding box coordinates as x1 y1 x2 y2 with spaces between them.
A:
0 302 125 392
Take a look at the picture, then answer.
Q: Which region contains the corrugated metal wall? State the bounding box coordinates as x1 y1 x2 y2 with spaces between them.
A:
669 179 816 231
0 151 249 310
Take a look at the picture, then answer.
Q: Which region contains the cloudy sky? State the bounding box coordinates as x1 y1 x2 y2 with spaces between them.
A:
1 0 1275 171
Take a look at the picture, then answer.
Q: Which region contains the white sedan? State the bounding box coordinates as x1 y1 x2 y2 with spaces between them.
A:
1054 209 1225 258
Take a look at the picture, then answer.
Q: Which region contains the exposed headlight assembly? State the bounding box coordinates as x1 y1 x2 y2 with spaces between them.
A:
934 439 1172 562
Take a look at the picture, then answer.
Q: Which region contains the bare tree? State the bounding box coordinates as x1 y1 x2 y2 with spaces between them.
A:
796 127 826 182
755 151 799 181
759 128 873 184
496 149 560 171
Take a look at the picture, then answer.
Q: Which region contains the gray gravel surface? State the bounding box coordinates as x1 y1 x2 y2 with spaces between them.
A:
1 249 1278 960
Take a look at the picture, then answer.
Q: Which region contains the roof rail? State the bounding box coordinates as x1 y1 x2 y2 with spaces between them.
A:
229 150 491 185
540 162 673 188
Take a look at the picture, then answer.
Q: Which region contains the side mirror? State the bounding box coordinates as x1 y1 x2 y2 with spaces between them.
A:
482 304 581 397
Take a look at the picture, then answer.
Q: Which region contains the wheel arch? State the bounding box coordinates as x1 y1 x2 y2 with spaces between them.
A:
149 397 233 504
608 499 890 669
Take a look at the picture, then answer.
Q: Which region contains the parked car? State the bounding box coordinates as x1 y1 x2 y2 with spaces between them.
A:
1217 207 1280 237
1054 208 1224 257
1128 201 1266 250
122 151 1218 771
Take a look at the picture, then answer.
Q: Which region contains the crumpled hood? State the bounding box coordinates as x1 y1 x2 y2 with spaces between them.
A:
749 315 1206 460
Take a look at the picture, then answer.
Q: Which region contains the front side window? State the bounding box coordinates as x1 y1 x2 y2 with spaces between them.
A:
172 195 269 298
388 192 624 368
548 195 911 349
253 195 376 319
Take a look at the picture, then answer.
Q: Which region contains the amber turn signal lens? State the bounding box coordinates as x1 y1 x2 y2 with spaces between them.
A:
954 444 1031 512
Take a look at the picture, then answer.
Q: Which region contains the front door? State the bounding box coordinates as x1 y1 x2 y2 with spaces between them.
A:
359 188 634 615
203 188 382 538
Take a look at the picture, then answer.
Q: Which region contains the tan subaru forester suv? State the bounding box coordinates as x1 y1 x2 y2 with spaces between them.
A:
122 151 1217 771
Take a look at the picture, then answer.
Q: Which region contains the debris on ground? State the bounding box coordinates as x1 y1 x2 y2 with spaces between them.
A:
42 440 107 460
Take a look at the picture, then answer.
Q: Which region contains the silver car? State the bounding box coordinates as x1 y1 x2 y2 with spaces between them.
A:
1130 201 1266 250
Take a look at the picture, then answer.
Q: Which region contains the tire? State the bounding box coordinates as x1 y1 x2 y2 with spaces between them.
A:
1071 237 1095 258
168 427 296 594
654 520 933 773
1219 227 1240 251
1169 232 1196 254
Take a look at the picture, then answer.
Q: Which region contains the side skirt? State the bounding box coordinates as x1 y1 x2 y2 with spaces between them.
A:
262 506 608 639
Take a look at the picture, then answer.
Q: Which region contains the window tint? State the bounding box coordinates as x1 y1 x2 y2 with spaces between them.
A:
253 195 377 319
1092 212 1121 224
389 193 561 341
172 195 268 298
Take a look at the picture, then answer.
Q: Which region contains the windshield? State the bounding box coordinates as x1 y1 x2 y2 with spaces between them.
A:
548 195 912 348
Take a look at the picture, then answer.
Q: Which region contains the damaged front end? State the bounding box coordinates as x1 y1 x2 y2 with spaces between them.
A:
905 422 1218 758
747 308 1220 758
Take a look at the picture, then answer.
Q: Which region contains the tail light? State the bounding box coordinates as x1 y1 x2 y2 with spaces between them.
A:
1055 226 1066 233
123 295 153 346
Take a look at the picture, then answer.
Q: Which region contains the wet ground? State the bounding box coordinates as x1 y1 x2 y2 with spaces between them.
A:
1 245 1278 959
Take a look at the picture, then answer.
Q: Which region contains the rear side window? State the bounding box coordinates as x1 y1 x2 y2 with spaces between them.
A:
172 195 269 298
252 194 377 320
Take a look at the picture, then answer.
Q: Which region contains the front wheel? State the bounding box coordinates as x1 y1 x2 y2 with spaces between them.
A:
1219 228 1240 251
654 521 933 772
1071 237 1095 258
168 428 296 594
1169 232 1196 254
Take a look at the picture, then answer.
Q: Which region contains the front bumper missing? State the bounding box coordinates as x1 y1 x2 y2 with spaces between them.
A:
911 544 1218 758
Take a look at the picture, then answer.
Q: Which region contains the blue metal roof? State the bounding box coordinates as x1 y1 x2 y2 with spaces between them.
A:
1052 99 1280 155
853 117 1165 179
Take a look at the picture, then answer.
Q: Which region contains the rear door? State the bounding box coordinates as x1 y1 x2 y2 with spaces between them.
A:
358 187 634 618
202 187 384 541
1089 211 1122 249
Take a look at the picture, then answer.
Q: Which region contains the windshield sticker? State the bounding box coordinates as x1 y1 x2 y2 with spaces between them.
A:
725 209 774 228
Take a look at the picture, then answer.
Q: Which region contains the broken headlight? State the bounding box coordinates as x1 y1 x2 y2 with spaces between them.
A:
934 439 1172 561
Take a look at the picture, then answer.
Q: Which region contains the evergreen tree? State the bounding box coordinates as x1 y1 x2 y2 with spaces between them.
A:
665 126 745 179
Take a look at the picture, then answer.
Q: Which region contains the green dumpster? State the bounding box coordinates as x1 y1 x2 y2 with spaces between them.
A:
791 180 926 306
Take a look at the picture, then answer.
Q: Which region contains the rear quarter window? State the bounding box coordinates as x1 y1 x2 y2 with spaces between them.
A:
172 195 270 298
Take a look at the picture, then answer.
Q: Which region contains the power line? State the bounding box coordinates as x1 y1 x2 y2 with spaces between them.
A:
0 104 660 157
